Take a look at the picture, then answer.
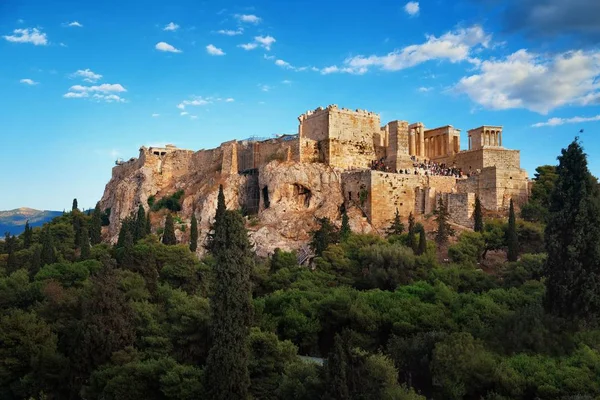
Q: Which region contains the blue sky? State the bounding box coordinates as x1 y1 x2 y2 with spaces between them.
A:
1 0 599 211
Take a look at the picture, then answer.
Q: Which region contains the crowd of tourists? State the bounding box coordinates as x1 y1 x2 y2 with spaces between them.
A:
370 156 477 178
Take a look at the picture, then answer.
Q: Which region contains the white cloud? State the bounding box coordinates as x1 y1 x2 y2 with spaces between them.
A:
217 28 243 36
282 80 292 84
64 82 127 102
254 35 275 50
225 98 235 102
239 42 258 50
20 78 38 85
404 2 420 16
152 113 160 117
180 111 189 116
163 22 179 31
206 44 225 56
63 92 88 98
418 86 432 92
275 59 291 68
260 84 270 92
71 68 102 83
3 28 48 45
177 97 211 110
155 41 182 53
321 25 490 74
235 14 261 24
92 93 125 103
69 83 126 93
455 49 600 114
190 115 198 120
66 21 83 27
263 54 275 60
532 114 600 127
59 42 67 47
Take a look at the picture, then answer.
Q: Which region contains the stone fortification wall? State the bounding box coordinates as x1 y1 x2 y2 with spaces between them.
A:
446 193 475 227
236 136 300 172
454 148 521 172
299 107 329 163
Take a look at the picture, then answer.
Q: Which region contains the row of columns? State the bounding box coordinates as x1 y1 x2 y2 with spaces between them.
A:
424 135 447 158
408 126 425 158
484 130 502 147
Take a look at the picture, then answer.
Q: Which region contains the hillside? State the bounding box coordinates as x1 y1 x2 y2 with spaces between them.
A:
0 207 62 235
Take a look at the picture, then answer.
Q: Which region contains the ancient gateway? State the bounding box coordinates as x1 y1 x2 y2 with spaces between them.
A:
101 104 529 255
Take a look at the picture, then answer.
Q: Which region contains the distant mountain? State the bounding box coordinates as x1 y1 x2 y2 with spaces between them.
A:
0 208 63 236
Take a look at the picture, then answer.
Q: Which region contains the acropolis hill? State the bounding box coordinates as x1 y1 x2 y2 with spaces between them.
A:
100 104 530 256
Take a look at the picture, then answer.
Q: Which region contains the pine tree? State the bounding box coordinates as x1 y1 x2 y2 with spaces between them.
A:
40 227 55 266
189 213 198 252
134 205 146 241
72 198 78 211
79 225 90 260
544 138 600 322
473 196 484 232
73 212 82 248
434 197 454 245
340 209 351 241
90 203 102 245
417 225 427 256
162 214 177 245
23 221 32 248
387 208 405 236
204 208 253 400
506 199 519 262
408 212 417 252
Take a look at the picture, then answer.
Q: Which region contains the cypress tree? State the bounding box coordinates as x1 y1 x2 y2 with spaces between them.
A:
72 198 78 211
23 221 32 248
40 227 55 266
73 212 82 248
162 214 177 245
340 209 351 241
417 225 427 256
434 197 454 245
5 233 17 272
90 203 102 245
408 212 417 252
310 217 339 256
79 225 90 260
145 212 151 235
134 205 146 241
387 208 405 236
506 199 519 262
204 208 253 400
116 216 134 249
121 229 135 267
327 333 350 400
544 138 600 322
189 213 198 252
474 196 484 232
206 185 227 252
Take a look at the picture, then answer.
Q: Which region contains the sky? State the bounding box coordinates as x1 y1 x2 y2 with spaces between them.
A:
1 0 599 211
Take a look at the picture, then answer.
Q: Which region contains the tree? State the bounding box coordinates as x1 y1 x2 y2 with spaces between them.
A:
79 225 91 260
474 196 483 233
521 165 558 222
4 233 17 272
434 197 454 245
40 227 55 266
206 185 227 252
189 213 198 252
90 203 102 245
544 138 600 322
23 221 33 248
204 206 254 400
327 334 350 400
416 226 427 256
506 199 518 262
340 209 351 241
408 212 417 252
145 212 151 235
387 208 405 236
310 217 339 256
162 214 177 245
72 198 78 211
134 205 147 241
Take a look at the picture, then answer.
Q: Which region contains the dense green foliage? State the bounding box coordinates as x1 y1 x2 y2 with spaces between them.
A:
1 141 599 399
433 197 454 245
474 196 483 233
506 200 519 262
387 208 405 237
162 214 177 245
151 190 185 212
520 165 558 223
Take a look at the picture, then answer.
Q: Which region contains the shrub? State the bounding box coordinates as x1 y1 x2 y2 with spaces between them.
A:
151 190 184 212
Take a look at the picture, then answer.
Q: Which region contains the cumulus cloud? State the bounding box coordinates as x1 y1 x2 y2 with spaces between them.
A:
260 85 270 92
217 28 243 36
321 25 489 74
155 41 182 53
66 21 83 27
455 49 600 114
163 22 179 31
404 2 420 16
532 114 600 127
206 44 225 56
418 86 432 92
71 68 102 83
177 97 211 110
92 94 125 103
180 111 189 116
3 28 48 45
235 14 261 24
63 92 88 98
239 42 258 50
282 79 292 84
239 35 276 51
152 113 160 117
190 115 198 120
64 83 127 102
68 83 127 93
20 78 38 85
225 98 235 102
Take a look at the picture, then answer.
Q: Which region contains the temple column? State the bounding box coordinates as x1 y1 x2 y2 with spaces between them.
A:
419 126 425 158
409 129 416 156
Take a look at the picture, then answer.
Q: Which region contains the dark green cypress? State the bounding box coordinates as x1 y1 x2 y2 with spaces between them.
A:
90 203 102 245
204 208 253 400
387 208 405 236
408 212 417 252
310 217 339 256
5 233 17 272
40 227 55 266
189 213 198 252
134 205 146 241
73 212 82 248
162 214 177 245
434 197 454 245
23 221 32 248
327 333 350 400
206 185 227 252
473 196 484 232
145 212 151 235
79 225 90 260
340 209 351 241
506 199 519 262
544 138 600 322
417 226 427 256
72 198 78 211
116 217 134 249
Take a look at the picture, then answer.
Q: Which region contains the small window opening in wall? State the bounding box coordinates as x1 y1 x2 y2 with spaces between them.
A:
400 203 404 206
262 186 270 208
348 191 352 200
510 176 513 179
153 151 160 156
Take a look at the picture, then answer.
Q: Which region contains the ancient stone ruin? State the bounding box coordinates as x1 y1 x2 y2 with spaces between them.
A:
100 104 529 255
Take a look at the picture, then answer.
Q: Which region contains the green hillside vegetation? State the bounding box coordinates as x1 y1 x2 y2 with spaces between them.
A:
0 138 599 400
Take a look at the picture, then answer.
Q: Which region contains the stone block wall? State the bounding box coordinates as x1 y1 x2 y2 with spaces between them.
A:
446 192 475 227
299 108 330 164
